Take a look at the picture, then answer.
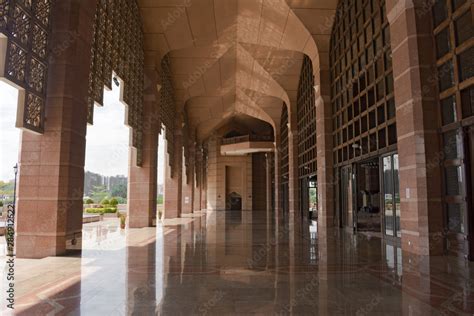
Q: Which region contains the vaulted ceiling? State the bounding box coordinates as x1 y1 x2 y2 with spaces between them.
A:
138 0 337 141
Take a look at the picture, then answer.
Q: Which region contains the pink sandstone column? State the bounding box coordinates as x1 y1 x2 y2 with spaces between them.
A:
315 66 336 236
201 146 208 210
387 0 443 255
287 130 300 214
127 88 159 228
164 123 183 219
265 153 273 213
193 147 202 212
181 141 195 214
274 135 282 212
15 0 96 258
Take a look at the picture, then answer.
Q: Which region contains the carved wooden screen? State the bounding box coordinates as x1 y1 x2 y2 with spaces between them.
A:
183 112 190 182
87 0 145 166
297 55 316 179
330 0 396 167
280 104 289 184
160 54 176 174
0 0 54 133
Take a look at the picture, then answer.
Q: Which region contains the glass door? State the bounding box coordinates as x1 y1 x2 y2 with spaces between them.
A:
309 177 317 220
340 166 354 230
382 153 400 238
300 178 309 218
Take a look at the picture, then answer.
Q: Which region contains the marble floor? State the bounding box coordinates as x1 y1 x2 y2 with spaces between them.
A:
1 210 473 315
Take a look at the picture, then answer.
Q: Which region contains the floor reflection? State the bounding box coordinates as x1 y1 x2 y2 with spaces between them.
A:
1 210 474 315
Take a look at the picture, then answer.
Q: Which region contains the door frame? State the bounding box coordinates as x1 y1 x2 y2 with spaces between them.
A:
339 165 356 232
380 151 401 242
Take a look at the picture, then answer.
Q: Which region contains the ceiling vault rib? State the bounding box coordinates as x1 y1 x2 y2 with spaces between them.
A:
138 0 336 142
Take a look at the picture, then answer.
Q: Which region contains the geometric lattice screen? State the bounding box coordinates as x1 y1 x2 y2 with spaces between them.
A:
160 54 177 175
280 104 289 185
0 0 54 134
330 0 396 166
297 55 317 179
87 0 145 166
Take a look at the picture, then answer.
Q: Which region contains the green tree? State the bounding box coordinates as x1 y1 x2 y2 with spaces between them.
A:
91 185 108 203
110 183 127 198
157 194 164 205
0 180 14 196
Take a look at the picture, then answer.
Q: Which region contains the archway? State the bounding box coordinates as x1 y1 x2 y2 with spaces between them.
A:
84 75 130 222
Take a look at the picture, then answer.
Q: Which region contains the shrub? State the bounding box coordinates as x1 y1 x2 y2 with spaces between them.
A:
114 196 126 204
85 207 117 215
0 201 3 207
109 198 118 206
101 198 110 206
84 198 94 204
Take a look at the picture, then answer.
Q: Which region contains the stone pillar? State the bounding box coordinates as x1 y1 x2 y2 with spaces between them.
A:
274 135 282 214
206 137 219 210
287 129 299 214
194 147 203 212
15 0 96 258
287 127 301 282
128 87 159 228
182 140 195 214
164 122 183 219
387 0 443 255
201 147 208 210
315 67 336 234
265 153 273 213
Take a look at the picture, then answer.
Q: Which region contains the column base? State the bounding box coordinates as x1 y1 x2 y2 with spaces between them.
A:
128 216 155 228
16 234 66 259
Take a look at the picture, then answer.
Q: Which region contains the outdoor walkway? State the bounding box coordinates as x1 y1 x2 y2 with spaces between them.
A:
1 210 473 315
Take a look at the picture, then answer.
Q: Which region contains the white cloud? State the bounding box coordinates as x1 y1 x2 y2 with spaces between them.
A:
85 84 130 177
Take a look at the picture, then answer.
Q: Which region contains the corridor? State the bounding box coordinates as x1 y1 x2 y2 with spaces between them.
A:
2 210 473 315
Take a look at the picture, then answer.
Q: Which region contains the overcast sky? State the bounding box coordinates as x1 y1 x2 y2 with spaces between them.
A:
0 81 165 184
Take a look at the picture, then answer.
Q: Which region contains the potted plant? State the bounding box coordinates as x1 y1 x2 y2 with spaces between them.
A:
120 214 126 229
158 210 163 220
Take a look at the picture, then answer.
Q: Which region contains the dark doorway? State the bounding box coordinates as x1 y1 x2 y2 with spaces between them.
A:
228 192 242 211
340 165 355 230
355 159 381 232
300 176 318 220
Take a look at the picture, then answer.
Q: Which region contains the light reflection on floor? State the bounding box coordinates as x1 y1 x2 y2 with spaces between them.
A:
0 211 473 315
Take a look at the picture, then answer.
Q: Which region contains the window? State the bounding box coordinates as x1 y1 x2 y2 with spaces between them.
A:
435 28 450 58
455 11 473 45
458 46 473 82
432 0 473 239
438 60 454 92
330 0 395 166
432 0 447 27
461 87 474 118
441 95 457 125
447 203 464 233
